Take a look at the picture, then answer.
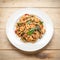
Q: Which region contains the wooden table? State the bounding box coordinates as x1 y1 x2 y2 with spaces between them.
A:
0 0 60 60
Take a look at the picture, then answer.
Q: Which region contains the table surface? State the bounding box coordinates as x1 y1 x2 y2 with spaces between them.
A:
0 0 60 60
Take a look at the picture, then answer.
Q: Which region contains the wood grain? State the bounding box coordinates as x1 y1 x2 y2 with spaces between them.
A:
0 8 60 28
0 0 60 60
0 50 60 60
0 8 60 50
0 0 60 7
0 28 60 49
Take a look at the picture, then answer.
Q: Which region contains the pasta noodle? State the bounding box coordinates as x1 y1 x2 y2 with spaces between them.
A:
15 14 46 42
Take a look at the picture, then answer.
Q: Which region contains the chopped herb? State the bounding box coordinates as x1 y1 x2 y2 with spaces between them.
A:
27 25 41 35
35 25 41 32
27 28 35 35
39 21 43 24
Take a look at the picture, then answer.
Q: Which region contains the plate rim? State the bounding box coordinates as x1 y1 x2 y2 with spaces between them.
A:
6 8 54 52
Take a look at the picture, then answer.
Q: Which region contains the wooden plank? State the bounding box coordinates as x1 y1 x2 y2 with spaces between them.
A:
0 8 60 28
0 27 60 49
0 0 60 7
0 0 60 2
0 8 60 49
0 50 60 60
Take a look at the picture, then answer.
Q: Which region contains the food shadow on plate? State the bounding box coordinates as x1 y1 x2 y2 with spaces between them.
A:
14 39 53 59
6 33 54 59
14 41 52 59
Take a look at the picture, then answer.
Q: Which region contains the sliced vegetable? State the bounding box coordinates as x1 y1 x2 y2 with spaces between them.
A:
35 25 41 32
39 21 43 24
15 14 45 42
27 28 35 35
26 20 32 24
27 25 41 35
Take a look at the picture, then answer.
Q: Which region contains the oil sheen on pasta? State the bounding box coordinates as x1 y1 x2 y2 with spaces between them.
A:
15 14 45 42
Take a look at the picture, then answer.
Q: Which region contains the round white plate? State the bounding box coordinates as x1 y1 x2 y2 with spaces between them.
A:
6 8 54 52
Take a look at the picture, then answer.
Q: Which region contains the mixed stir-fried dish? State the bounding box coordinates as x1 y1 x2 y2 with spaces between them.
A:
15 14 46 42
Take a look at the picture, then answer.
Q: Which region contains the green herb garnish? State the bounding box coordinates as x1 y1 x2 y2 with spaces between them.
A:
27 28 35 35
26 20 32 24
27 25 41 35
35 25 41 32
39 21 43 24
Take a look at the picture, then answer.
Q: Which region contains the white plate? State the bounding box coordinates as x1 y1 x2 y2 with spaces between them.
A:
6 8 54 52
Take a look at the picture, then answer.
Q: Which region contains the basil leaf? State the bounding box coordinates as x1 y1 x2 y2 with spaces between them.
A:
27 28 35 35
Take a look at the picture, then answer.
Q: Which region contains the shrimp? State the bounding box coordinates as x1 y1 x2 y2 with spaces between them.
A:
20 26 25 31
15 14 46 42
32 31 40 39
